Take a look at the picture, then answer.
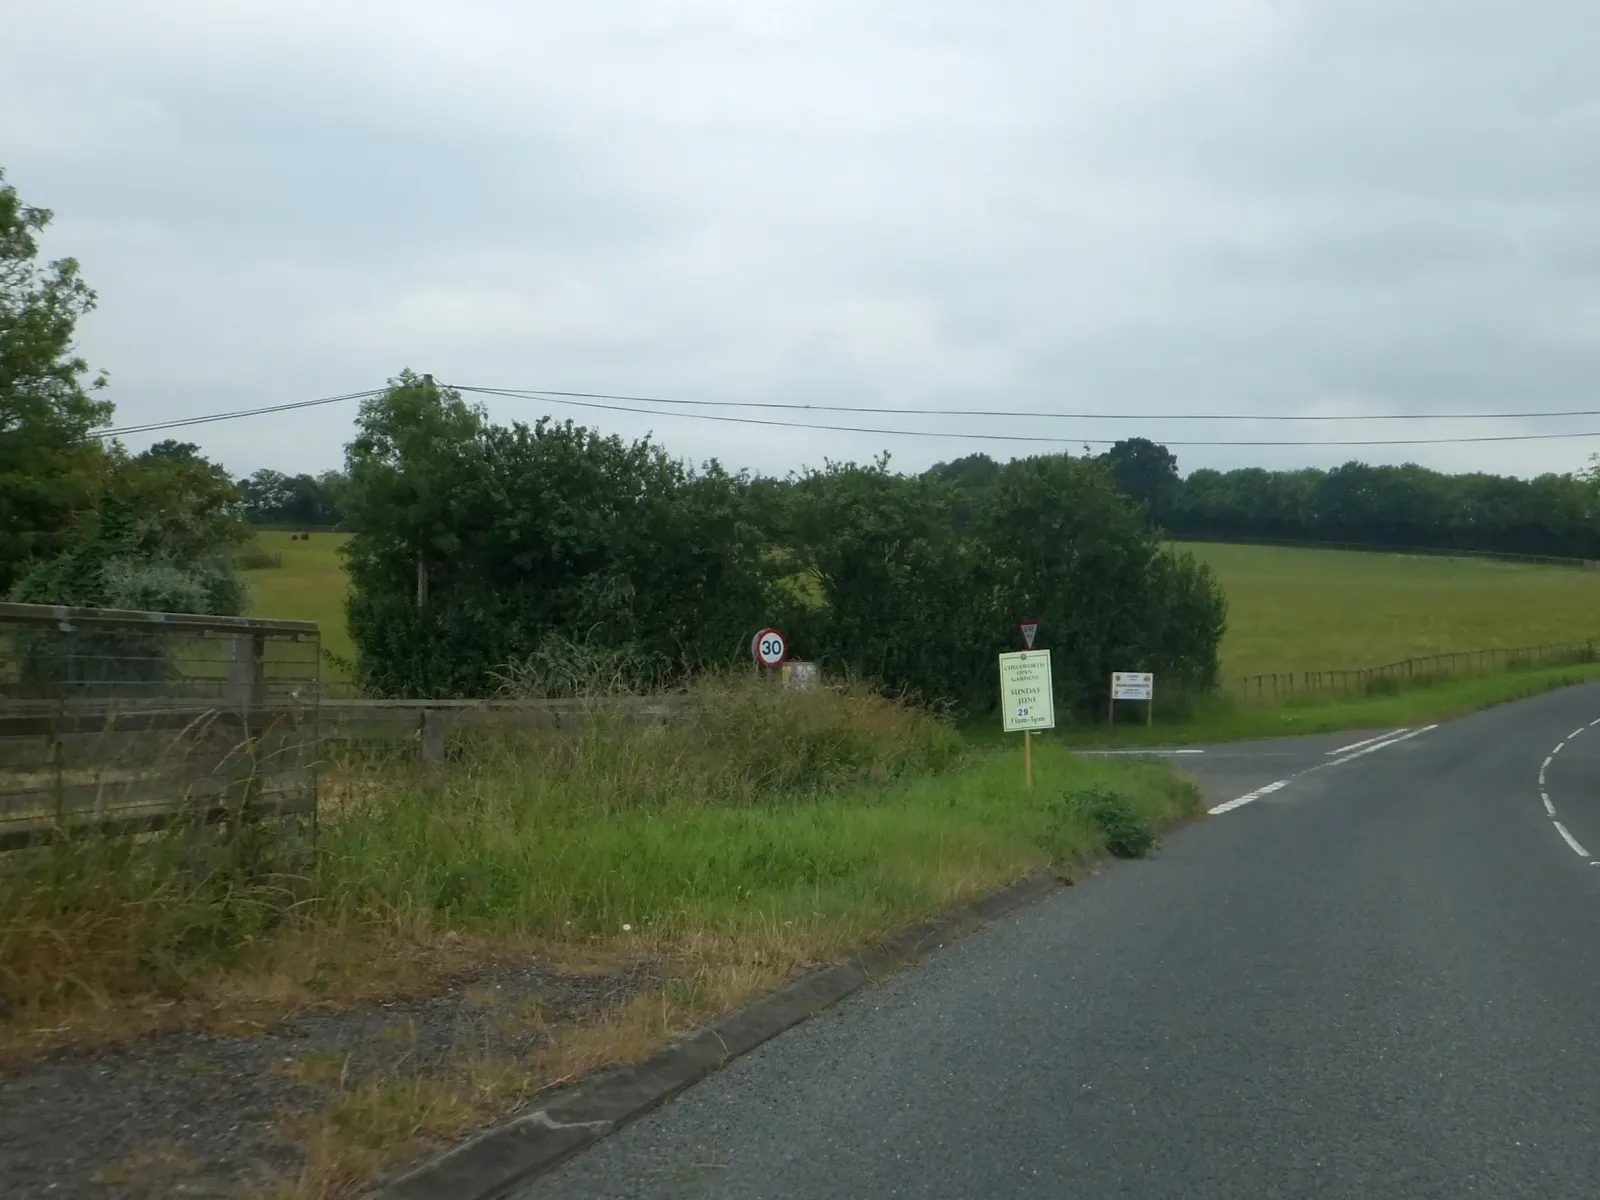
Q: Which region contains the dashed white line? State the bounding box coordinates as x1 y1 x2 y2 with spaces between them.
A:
1208 779 1288 816
1325 729 1407 756
1554 822 1591 858
1208 725 1437 816
1325 725 1437 767
1537 722 1600 860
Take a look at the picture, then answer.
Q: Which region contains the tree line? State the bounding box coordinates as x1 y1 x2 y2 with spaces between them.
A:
1091 438 1600 560
339 375 1228 714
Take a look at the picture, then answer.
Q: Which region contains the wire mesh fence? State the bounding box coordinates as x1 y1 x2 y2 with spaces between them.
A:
0 602 320 851
1228 639 1598 705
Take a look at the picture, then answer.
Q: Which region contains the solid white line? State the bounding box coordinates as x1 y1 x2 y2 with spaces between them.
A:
1326 729 1407 756
1543 792 1557 816
1208 779 1288 816
1554 821 1590 857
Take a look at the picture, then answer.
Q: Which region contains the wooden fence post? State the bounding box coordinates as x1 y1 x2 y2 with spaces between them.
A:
421 709 446 766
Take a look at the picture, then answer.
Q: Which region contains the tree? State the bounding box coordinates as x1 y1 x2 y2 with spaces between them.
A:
1099 438 1179 524
10 442 249 614
0 167 111 591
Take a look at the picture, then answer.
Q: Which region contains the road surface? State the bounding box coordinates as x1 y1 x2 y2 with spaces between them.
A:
526 685 1600 1198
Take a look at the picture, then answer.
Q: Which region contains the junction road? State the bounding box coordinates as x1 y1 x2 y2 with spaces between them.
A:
527 685 1600 1199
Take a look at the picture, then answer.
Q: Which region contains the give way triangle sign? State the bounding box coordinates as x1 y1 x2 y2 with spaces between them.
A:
1019 620 1039 650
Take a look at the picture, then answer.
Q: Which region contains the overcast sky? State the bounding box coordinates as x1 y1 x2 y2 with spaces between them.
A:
6 0 1600 480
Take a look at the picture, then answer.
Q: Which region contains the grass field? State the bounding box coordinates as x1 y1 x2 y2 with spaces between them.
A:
242 533 1600 686
242 531 354 669
1180 542 1600 680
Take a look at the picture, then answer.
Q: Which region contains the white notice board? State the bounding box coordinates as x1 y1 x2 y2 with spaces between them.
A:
1000 650 1055 732
1111 672 1154 701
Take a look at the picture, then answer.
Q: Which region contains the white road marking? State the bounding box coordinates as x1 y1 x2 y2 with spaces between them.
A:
1554 821 1590 857
1208 780 1288 816
1325 729 1407 756
1554 741 1566 755
1540 758 1551 785
1209 725 1438 816
1077 749 1204 756
1324 725 1438 767
1571 728 1587 740
1543 792 1557 816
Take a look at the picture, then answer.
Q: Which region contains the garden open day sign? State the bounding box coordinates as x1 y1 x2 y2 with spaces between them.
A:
999 648 1054 788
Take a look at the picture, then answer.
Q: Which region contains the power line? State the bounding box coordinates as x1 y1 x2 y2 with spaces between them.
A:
457 385 1600 424
91 389 388 439
88 381 1600 449
457 386 1600 448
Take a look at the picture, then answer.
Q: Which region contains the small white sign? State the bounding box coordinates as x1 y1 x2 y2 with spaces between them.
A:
752 628 788 668
1000 650 1055 732
1112 671 1154 701
781 660 819 690
1019 621 1039 650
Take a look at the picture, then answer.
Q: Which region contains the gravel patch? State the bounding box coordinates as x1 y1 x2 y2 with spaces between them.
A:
0 958 662 1199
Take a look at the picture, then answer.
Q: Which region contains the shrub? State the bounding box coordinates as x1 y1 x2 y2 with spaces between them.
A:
1061 784 1157 859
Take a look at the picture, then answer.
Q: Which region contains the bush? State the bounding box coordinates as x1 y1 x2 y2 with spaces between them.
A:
1061 784 1157 859
340 375 1228 713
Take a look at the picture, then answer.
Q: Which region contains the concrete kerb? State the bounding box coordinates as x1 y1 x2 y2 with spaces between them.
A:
372 869 1063 1200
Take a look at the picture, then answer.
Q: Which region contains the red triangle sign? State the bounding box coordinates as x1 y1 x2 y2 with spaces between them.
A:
1019 621 1039 650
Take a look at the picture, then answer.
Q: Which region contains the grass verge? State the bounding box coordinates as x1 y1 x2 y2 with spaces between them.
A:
0 673 1200 1197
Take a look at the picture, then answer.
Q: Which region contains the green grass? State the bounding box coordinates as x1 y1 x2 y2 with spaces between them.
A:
1181 542 1600 680
241 531 354 669
0 675 1198 1018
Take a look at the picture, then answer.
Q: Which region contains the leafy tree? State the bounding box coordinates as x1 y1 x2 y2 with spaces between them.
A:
1099 438 1179 524
10 442 249 614
341 373 781 695
0 167 111 591
238 467 348 526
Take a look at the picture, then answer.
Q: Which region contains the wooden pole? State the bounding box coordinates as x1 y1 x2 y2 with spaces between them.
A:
1108 694 1114 726
1147 695 1154 727
1024 730 1033 789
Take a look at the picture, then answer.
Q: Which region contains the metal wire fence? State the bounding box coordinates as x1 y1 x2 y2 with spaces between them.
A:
0 602 320 851
1228 639 1598 705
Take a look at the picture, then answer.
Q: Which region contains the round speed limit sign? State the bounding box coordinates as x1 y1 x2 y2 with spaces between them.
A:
752 628 788 668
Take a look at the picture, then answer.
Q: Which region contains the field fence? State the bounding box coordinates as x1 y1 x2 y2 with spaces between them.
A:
0 602 321 852
1228 638 1599 705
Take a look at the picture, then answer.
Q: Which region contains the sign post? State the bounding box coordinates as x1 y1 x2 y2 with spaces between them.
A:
1000 650 1055 788
1110 672 1155 727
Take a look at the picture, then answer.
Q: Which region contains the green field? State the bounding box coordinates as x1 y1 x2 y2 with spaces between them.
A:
240 532 1600 706
242 531 354 668
1181 542 1600 680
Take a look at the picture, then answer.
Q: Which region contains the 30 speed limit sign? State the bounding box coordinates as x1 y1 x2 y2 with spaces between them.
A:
751 628 788 668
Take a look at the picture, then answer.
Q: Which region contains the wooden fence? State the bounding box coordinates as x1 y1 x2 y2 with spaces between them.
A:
1228 638 1598 705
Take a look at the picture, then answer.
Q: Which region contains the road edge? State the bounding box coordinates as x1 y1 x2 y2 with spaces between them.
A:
373 869 1063 1200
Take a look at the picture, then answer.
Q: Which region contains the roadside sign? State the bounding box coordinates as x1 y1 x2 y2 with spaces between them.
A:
1000 650 1055 732
781 660 819 690
752 628 788 668
1112 672 1153 701
1018 620 1039 650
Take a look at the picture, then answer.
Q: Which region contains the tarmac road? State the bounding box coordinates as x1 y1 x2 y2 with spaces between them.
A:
525 685 1600 1199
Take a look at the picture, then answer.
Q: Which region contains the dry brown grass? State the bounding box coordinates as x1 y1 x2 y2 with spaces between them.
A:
247 941 798 1200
